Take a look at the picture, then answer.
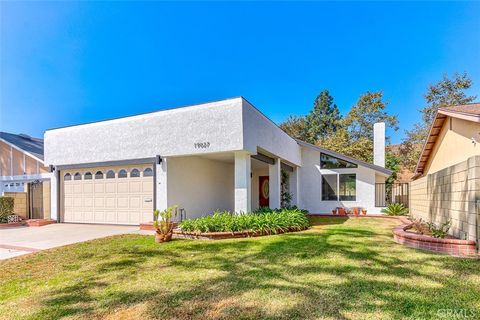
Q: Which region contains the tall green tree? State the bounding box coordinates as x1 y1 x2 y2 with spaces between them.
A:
279 89 340 144
401 72 476 171
305 90 341 142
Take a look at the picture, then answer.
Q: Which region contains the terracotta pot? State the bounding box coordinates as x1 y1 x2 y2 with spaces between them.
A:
362 209 367 216
155 233 173 243
353 208 359 216
332 209 337 215
338 208 346 216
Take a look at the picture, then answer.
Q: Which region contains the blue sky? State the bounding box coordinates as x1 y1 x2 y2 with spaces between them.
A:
1 1 479 144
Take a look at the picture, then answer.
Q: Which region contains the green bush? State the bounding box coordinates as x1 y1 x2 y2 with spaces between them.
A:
0 196 15 223
381 203 409 216
427 220 451 238
179 208 310 234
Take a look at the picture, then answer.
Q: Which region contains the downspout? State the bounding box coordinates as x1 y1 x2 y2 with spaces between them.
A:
476 200 479 254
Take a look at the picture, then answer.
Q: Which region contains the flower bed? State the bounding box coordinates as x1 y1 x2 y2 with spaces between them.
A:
177 208 310 240
393 224 477 257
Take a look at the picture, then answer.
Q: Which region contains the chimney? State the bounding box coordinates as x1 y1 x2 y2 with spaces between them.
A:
373 122 385 168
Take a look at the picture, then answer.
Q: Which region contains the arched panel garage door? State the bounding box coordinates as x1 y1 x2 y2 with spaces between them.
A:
62 164 154 225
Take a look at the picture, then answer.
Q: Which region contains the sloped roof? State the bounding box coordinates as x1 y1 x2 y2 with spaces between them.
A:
295 139 393 176
0 132 44 161
414 103 480 178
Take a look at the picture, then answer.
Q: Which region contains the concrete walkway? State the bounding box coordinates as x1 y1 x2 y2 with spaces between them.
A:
0 223 139 260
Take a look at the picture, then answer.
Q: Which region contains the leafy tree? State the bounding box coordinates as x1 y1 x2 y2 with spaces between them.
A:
401 72 476 171
343 91 398 142
385 151 400 184
279 115 310 143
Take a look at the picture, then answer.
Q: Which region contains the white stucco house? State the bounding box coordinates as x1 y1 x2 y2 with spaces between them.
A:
43 97 391 225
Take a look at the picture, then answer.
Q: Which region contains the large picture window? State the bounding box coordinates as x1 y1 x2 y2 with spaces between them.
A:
322 174 338 201
321 173 357 201
320 153 357 169
339 174 356 201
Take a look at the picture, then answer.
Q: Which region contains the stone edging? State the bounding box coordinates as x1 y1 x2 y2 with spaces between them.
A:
393 223 477 257
173 227 307 240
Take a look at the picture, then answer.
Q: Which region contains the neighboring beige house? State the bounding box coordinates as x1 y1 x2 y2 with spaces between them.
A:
410 103 480 244
0 132 52 219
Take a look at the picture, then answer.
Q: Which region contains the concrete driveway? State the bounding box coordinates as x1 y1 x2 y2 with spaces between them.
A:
0 223 139 260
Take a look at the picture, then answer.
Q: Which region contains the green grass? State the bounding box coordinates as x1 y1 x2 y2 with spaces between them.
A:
1 217 479 320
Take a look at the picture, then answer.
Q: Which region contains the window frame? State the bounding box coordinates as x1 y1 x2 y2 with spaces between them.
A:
321 172 357 201
320 153 358 169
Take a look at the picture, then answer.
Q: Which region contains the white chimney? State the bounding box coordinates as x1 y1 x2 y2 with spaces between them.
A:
374 122 385 168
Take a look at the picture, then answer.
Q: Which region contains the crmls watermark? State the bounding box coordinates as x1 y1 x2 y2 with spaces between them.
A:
436 309 477 319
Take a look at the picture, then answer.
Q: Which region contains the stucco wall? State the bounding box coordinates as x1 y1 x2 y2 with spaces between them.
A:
298 146 383 214
166 156 234 219
45 98 245 166
410 156 480 242
242 100 301 166
425 118 480 174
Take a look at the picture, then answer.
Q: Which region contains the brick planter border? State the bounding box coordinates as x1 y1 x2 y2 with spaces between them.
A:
173 227 307 240
0 222 26 228
393 224 477 257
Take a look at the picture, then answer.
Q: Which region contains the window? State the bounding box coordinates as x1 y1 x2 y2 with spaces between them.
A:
64 173 72 181
74 172 82 180
321 173 357 201
118 169 127 178
130 169 140 178
84 172 93 180
320 153 357 169
95 171 104 179
339 174 356 201
106 170 115 179
322 174 338 201
143 168 153 177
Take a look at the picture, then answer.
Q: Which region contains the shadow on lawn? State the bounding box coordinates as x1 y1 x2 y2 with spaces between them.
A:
30 219 480 320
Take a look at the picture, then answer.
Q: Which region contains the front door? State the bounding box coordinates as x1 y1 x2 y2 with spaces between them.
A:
259 176 269 207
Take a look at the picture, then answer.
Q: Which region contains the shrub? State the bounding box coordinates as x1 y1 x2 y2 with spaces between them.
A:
408 218 430 235
179 208 310 234
381 203 409 216
427 220 451 238
0 196 15 223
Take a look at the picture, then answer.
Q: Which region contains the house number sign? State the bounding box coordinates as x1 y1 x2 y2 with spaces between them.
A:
194 142 210 149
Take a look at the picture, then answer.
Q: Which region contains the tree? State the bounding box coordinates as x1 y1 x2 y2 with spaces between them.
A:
279 115 310 143
319 91 398 163
401 72 476 171
343 91 398 142
305 90 341 142
385 151 400 184
279 89 340 144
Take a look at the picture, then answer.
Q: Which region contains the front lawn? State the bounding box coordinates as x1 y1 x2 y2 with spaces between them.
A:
1 217 479 319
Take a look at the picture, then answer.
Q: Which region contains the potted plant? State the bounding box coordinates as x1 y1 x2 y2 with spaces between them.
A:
361 209 367 216
352 207 359 216
332 209 337 215
338 207 346 216
153 205 177 243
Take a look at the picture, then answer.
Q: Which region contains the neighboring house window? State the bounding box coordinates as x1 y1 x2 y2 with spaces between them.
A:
95 171 104 179
320 153 357 169
130 169 140 178
339 174 356 201
322 174 338 201
64 173 72 181
143 168 153 177
106 170 115 179
118 169 128 178
84 172 93 180
74 173 82 180
321 173 357 201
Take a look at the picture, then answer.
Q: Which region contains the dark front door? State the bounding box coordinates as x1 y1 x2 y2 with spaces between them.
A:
259 176 269 207
29 181 43 219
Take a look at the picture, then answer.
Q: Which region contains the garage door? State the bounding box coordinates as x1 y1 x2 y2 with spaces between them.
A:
62 164 154 225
